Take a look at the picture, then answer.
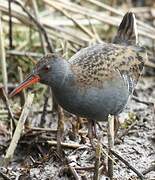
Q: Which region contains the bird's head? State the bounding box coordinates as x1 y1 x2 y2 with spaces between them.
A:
9 53 61 97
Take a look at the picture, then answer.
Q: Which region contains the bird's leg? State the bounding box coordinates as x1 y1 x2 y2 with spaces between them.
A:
88 119 98 148
93 121 98 138
75 116 83 134
56 106 64 157
114 115 120 137
88 119 93 145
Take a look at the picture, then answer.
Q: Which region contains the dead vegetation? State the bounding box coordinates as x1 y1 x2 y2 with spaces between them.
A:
0 0 155 179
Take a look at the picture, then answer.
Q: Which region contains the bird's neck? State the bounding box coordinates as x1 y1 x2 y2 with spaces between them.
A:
50 59 73 90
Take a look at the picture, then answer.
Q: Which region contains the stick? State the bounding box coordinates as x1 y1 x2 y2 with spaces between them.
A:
75 166 94 171
110 149 145 180
8 0 13 49
56 106 64 156
107 115 114 179
93 142 101 180
6 50 43 58
31 0 47 54
29 127 57 133
86 0 155 34
12 0 54 53
50 3 94 39
0 11 8 93
68 165 81 180
0 169 11 180
142 163 155 175
47 140 87 149
101 143 145 179
132 96 154 106
0 87 15 123
44 0 155 40
0 86 15 137
18 66 26 106
0 87 14 121
4 93 34 164
117 120 137 140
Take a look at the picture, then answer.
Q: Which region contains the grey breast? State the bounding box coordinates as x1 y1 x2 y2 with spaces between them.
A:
54 70 129 121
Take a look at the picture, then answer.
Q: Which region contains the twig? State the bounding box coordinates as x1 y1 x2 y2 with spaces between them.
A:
47 140 88 149
117 120 138 140
132 96 154 106
86 0 155 34
142 163 155 175
18 66 26 106
110 149 145 180
0 86 15 137
29 127 57 133
93 142 101 180
0 109 53 116
107 115 114 179
68 165 81 180
86 16 102 43
31 0 47 54
44 0 155 40
86 0 123 16
4 93 34 164
50 3 94 39
0 11 8 93
6 50 43 58
56 106 64 156
0 87 15 122
8 0 13 49
0 169 11 180
12 0 54 53
0 2 88 47
132 96 155 123
100 143 144 179
75 166 94 171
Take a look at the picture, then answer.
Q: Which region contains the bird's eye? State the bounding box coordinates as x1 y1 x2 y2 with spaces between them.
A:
45 65 50 71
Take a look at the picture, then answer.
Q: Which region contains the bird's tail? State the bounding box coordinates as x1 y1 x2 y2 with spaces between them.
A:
113 12 138 45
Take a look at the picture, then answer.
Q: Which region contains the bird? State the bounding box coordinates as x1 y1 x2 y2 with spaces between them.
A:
10 12 147 136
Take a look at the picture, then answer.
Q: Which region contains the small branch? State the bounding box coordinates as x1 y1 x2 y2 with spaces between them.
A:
0 11 8 93
8 0 13 49
101 143 144 179
75 166 94 171
47 140 88 149
117 120 137 140
31 0 47 54
132 96 154 106
4 93 34 164
56 106 64 156
0 87 15 122
142 163 155 175
107 115 114 179
50 3 94 39
28 127 57 133
0 169 11 180
110 149 145 180
132 96 155 122
93 142 101 180
12 0 54 53
18 66 26 106
6 50 43 58
68 165 81 180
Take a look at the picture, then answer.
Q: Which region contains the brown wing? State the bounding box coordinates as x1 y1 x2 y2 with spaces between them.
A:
69 43 146 88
